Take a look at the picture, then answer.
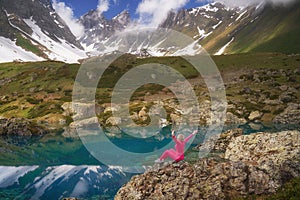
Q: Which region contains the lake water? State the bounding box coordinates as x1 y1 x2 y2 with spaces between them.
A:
0 123 298 200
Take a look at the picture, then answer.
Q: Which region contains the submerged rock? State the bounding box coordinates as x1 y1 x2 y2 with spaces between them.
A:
115 130 300 200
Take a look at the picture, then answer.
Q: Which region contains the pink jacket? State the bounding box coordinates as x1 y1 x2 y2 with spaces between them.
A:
172 133 194 161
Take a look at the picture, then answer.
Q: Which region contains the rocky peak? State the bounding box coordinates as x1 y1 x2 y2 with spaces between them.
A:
79 9 131 50
79 9 107 29
112 10 130 27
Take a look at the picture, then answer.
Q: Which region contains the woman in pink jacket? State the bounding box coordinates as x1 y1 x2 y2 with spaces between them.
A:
156 129 197 163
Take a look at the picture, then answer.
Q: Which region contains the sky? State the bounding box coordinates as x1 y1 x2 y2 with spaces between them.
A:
52 0 296 37
53 0 210 19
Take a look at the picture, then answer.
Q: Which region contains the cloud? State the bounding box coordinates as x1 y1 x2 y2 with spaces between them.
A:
136 0 189 27
52 0 84 38
200 0 297 7
97 0 110 14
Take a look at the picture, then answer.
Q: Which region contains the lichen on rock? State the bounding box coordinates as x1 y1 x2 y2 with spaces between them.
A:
115 130 300 200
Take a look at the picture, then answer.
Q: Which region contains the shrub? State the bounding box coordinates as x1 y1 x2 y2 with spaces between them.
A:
26 97 42 104
1 105 18 113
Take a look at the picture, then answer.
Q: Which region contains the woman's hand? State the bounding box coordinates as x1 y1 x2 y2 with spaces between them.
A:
171 130 175 136
192 130 198 135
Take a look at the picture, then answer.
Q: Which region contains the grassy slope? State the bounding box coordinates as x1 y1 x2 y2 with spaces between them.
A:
196 2 300 55
15 33 47 58
0 53 299 125
229 2 300 54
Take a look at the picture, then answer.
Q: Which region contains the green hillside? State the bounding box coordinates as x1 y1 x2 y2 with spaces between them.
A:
197 1 300 55
0 53 299 127
230 1 300 54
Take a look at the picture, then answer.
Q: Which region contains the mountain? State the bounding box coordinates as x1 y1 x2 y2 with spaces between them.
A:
0 0 299 63
79 9 130 55
79 1 300 57
0 0 86 63
0 165 131 199
161 1 300 55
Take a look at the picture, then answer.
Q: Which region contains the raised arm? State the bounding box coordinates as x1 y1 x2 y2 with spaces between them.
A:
184 130 197 143
171 130 177 142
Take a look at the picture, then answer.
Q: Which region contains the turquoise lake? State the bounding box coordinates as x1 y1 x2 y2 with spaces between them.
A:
0 123 298 200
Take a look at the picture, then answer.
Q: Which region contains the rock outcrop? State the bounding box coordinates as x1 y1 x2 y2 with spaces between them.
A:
273 103 300 124
0 117 48 136
195 128 243 153
115 130 300 200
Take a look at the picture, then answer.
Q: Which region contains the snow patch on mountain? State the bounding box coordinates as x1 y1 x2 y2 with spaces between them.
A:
23 18 87 63
173 40 202 56
215 37 234 55
0 37 45 63
212 20 223 29
197 27 213 39
236 10 248 21
201 3 219 12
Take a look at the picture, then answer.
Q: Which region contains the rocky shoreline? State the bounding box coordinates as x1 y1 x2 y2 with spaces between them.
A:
115 129 300 199
0 117 49 136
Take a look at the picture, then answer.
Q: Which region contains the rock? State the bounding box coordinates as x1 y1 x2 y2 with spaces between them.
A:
241 87 252 94
225 112 247 124
279 92 294 103
62 127 78 138
29 87 36 93
287 76 296 82
30 72 38 82
248 122 263 131
130 112 139 121
59 119 66 125
61 102 73 116
69 117 99 128
248 111 263 121
225 130 300 189
115 130 300 200
294 68 300 75
0 77 13 86
170 113 182 126
0 117 48 136
138 107 148 121
279 85 288 91
71 103 101 120
104 105 120 113
106 126 122 136
263 99 281 105
196 128 243 152
273 103 300 124
106 116 122 126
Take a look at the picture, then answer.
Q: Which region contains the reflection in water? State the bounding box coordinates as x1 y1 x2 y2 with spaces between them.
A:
0 165 131 200
0 124 299 199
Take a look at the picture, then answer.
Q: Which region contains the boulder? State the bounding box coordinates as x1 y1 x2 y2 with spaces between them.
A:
279 85 288 91
279 92 294 103
106 117 122 126
196 128 243 152
138 107 148 121
225 112 247 124
273 103 300 124
69 117 99 128
248 111 263 121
